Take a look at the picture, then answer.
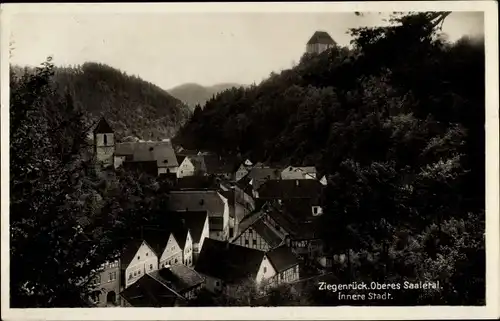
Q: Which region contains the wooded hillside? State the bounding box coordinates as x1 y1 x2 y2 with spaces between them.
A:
12 62 191 140
174 12 486 305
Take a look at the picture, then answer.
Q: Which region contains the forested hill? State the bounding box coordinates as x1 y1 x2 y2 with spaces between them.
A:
174 13 485 305
174 14 484 178
168 82 246 110
12 62 191 140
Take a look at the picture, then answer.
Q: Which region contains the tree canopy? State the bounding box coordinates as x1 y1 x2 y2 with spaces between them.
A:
174 12 485 305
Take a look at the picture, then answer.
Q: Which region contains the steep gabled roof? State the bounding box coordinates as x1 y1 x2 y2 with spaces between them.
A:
119 274 184 307
149 265 204 294
93 117 113 134
306 31 336 45
251 219 284 248
120 240 153 268
115 141 179 168
266 245 299 273
169 211 208 244
195 238 265 284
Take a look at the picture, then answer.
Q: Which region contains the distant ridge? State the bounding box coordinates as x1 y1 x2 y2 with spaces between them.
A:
168 82 246 110
11 62 191 140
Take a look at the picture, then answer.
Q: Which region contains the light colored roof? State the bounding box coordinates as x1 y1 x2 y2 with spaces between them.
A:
168 190 225 218
115 141 178 168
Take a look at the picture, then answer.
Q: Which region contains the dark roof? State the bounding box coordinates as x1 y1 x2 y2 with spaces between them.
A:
142 228 172 257
115 141 178 168
195 239 265 283
120 240 147 268
209 216 224 231
169 211 208 243
185 155 206 172
252 219 284 248
306 31 336 45
248 167 281 190
173 176 218 190
258 179 323 200
282 198 317 222
266 245 299 273
236 210 266 237
149 265 204 294
143 215 191 250
236 174 254 196
93 117 113 134
119 274 184 307
168 190 225 218
176 155 187 165
203 155 239 174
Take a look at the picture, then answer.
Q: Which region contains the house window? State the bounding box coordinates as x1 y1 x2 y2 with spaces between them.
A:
263 267 267 273
215 281 220 286
128 273 132 280
103 134 107 145
150 264 153 270
138 270 141 275
313 207 318 214
245 240 249 246
253 239 257 246
229 228 234 238
94 275 101 285
137 256 140 260
175 258 178 263
133 271 137 276
146 252 148 256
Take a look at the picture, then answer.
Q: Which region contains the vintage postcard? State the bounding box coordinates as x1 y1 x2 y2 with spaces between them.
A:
1 1 498 320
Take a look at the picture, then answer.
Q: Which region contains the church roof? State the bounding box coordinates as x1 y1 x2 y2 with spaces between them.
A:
93 117 113 134
306 31 336 45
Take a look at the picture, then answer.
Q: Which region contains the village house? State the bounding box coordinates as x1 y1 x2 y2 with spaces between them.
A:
93 117 179 176
120 240 159 289
231 209 285 251
177 155 206 178
141 225 194 269
255 178 324 208
266 245 301 287
234 159 254 182
306 30 337 54
176 154 237 180
148 264 205 300
280 166 317 180
89 259 121 307
168 190 230 241
119 273 187 307
266 201 324 258
194 239 275 295
169 211 210 263
195 239 300 296
239 164 281 198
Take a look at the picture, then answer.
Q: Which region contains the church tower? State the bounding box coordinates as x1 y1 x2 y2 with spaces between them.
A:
93 117 115 168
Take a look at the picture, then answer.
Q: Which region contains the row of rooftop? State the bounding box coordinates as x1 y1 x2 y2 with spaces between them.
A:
88 118 332 307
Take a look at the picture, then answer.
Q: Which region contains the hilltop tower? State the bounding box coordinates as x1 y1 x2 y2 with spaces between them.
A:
93 117 115 168
306 31 336 54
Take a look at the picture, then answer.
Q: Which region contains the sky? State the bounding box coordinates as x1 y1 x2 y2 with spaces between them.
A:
8 9 484 90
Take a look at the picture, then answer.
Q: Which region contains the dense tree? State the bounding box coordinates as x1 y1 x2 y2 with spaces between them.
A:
174 12 485 305
10 58 172 307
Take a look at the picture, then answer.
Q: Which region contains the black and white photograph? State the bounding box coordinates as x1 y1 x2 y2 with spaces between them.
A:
1 1 498 319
